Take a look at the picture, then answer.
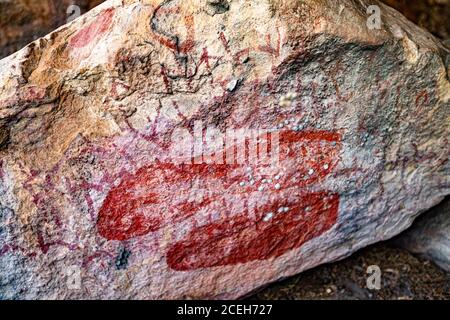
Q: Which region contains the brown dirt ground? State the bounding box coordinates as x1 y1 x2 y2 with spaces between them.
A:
250 243 450 300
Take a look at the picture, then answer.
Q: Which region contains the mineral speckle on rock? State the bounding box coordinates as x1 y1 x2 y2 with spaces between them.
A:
0 0 449 299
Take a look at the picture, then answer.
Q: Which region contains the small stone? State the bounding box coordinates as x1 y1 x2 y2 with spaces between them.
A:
226 79 238 92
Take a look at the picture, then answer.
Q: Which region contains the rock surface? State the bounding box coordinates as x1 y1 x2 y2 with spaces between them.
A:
0 0 104 59
0 0 449 299
395 198 450 272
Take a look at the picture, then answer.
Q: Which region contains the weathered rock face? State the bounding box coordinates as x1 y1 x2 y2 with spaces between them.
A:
395 197 450 272
0 0 449 299
0 0 104 59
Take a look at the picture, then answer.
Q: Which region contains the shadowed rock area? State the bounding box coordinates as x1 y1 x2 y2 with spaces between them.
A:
382 0 449 40
395 197 450 272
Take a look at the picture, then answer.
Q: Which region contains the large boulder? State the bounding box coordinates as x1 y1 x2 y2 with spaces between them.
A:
0 0 449 299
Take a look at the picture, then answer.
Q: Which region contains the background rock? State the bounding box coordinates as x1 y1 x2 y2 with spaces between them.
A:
395 198 450 272
0 0 449 299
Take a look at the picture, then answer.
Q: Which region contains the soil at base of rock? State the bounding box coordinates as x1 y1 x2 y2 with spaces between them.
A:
251 244 450 300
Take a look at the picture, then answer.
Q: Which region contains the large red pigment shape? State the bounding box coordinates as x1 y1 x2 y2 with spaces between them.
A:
97 130 341 270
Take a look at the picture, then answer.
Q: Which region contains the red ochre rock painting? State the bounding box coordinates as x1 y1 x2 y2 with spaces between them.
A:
97 130 342 270
151 7 195 55
69 8 115 48
167 191 339 271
